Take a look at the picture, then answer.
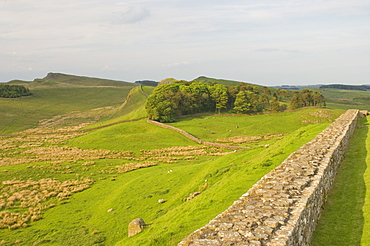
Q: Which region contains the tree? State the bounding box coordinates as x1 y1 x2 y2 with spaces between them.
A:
145 93 175 122
188 82 211 112
301 89 313 106
312 91 325 106
277 89 290 101
226 85 238 110
209 84 228 114
260 93 270 111
145 80 305 122
290 91 301 109
233 91 253 114
270 96 281 112
0 84 32 98
263 86 271 96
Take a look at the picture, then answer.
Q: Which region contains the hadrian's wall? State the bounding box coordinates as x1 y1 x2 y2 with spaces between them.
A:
178 109 361 246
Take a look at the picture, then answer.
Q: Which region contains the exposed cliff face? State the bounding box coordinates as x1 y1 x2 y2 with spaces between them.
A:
179 109 360 246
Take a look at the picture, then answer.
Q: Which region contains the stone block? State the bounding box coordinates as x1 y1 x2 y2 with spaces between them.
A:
218 231 242 241
128 218 145 237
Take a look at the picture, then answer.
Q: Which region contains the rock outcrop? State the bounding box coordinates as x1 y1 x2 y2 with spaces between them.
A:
128 218 146 237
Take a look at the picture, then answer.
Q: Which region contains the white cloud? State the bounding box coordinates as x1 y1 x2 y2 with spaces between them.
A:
111 6 150 24
164 61 190 67
253 48 280 52
0 0 369 84
102 65 116 71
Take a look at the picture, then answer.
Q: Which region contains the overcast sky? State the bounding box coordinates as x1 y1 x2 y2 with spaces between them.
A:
1 0 369 85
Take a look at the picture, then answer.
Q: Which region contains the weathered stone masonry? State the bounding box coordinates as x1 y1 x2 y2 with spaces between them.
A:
179 109 361 246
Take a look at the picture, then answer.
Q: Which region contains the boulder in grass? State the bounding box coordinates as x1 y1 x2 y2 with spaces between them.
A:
186 192 201 201
128 218 146 237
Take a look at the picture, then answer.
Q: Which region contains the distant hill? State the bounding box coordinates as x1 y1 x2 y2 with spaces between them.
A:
320 84 370 91
0 72 137 134
274 85 300 90
192 76 247 86
6 79 32 85
35 72 134 87
135 80 158 87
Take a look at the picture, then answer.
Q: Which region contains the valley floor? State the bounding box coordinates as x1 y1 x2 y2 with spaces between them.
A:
0 107 348 245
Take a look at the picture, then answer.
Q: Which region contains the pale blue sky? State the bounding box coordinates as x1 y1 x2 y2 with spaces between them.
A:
1 0 369 85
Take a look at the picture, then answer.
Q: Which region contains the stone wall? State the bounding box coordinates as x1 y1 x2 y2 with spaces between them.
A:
178 109 360 246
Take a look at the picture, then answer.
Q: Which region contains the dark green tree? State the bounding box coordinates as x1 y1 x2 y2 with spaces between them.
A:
277 88 290 101
145 93 175 122
209 84 228 114
0 85 32 98
226 85 238 110
260 93 270 111
233 91 253 114
263 86 271 96
270 96 281 112
290 91 301 109
312 91 326 106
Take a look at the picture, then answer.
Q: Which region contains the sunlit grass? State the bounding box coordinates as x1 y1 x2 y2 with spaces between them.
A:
312 116 368 245
0 86 135 134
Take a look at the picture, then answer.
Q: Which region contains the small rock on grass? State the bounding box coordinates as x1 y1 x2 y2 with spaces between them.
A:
128 218 146 237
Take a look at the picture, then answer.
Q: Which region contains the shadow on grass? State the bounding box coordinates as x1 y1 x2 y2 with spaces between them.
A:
312 117 368 245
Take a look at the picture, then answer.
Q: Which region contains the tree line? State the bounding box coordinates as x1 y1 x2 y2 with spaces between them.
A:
145 80 325 122
0 84 32 98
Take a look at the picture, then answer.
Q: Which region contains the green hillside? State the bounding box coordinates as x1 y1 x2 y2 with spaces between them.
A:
192 76 242 86
0 73 137 134
0 74 367 245
319 87 370 110
38 72 134 87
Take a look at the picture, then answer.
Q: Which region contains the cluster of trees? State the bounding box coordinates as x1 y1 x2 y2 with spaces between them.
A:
290 89 326 109
0 84 32 98
145 80 325 122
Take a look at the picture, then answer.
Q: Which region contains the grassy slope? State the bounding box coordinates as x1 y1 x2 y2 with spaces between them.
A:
71 119 198 153
40 72 133 87
319 87 370 110
117 122 333 246
192 76 241 86
69 109 340 245
168 108 342 146
81 86 154 130
0 74 136 134
0 91 340 246
0 115 334 246
1 74 369 245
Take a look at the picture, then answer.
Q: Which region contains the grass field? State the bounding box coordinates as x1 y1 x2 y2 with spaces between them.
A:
0 104 341 245
168 108 342 147
319 88 370 110
0 74 136 134
1 74 370 245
